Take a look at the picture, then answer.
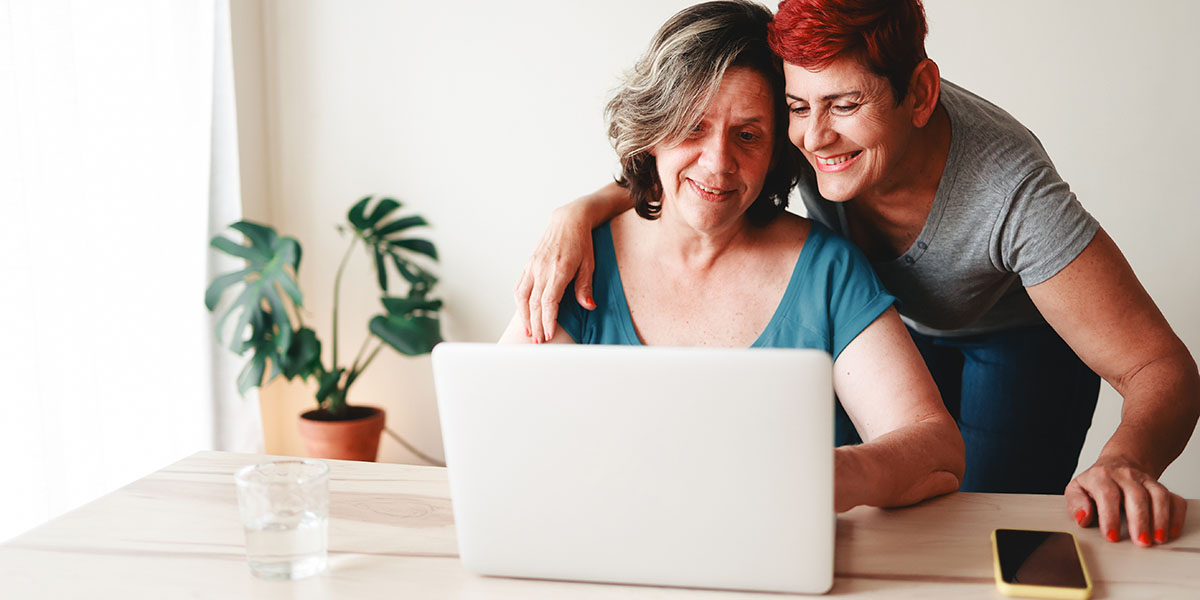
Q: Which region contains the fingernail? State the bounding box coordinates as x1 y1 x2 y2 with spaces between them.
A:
587 296 595 308
545 331 552 342
1155 529 1166 543
1170 525 1181 538
1074 509 1086 525
525 327 530 337
1106 530 1119 542
1137 531 1150 546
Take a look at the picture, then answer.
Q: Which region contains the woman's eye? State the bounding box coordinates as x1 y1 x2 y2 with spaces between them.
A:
789 106 809 116
832 103 860 114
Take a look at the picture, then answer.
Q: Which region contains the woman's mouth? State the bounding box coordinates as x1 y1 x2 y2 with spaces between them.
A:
814 150 862 173
688 179 734 201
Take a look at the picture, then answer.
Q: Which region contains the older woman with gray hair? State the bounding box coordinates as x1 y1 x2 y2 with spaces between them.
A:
498 0 963 512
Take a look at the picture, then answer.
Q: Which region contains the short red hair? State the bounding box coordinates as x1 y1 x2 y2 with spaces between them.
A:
768 0 928 103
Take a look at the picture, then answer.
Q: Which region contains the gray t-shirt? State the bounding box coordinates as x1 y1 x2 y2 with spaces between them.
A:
802 80 1099 337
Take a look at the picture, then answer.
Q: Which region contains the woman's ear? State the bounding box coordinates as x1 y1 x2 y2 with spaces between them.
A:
906 58 941 128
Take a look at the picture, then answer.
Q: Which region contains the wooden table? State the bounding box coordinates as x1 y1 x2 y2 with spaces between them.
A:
2 451 1196 598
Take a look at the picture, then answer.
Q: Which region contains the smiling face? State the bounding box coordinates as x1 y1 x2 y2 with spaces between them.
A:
652 67 776 235
783 56 917 203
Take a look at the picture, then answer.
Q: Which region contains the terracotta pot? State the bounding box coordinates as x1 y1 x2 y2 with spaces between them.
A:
297 405 386 462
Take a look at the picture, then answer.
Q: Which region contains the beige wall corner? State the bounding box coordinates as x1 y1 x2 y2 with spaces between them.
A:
258 376 314 457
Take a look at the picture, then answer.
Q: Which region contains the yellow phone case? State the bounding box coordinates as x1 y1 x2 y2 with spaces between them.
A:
991 529 1093 600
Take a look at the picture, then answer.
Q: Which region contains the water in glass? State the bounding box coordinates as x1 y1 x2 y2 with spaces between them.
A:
243 509 328 579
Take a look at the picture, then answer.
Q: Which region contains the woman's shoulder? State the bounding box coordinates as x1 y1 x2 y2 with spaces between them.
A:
769 216 844 252
794 219 876 272
606 208 639 237
760 211 813 245
941 80 1055 176
606 208 643 256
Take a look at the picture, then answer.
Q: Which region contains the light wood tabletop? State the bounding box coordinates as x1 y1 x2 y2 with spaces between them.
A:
1 450 1196 598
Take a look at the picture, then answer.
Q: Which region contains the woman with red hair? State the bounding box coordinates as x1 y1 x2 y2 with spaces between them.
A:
512 0 1199 549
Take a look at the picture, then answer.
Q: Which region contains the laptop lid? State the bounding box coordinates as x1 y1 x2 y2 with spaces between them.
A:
432 342 834 594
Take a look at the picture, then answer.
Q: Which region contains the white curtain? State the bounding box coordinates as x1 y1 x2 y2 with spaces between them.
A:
0 0 259 542
209 0 263 454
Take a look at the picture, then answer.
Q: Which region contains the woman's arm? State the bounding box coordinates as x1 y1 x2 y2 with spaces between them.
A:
1026 227 1199 547
832 307 965 512
515 182 632 343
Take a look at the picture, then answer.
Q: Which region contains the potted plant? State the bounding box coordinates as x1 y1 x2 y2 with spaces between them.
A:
205 196 443 463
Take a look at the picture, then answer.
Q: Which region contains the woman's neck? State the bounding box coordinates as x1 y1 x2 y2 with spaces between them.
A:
637 207 755 274
837 104 952 261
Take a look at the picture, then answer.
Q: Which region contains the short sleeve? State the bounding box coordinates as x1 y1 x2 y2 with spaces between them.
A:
994 165 1099 286
819 232 897 360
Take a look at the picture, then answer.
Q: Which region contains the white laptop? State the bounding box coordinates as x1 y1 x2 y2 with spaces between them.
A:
431 342 834 594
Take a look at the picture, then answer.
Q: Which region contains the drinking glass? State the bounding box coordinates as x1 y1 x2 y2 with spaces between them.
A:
234 459 330 580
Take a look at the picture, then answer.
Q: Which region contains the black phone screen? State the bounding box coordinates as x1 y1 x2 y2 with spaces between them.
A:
994 529 1088 588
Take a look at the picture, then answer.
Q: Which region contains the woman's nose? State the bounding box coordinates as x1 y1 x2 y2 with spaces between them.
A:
803 113 837 153
698 132 736 175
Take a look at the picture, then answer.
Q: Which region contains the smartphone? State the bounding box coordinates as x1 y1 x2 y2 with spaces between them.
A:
991 528 1092 599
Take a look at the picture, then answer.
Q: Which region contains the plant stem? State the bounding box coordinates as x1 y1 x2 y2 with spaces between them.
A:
331 236 358 372
356 342 385 376
344 341 384 394
349 333 373 377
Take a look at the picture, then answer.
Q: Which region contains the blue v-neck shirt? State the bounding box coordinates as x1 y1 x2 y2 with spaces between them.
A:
558 220 894 361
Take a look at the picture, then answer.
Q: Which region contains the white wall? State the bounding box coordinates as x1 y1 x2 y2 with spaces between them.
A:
239 0 1200 494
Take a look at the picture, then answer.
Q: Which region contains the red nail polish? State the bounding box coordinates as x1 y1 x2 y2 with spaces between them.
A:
1137 531 1150 546
525 327 530 337
1106 530 1119 543
1171 525 1181 538
1074 509 1086 525
1155 529 1166 543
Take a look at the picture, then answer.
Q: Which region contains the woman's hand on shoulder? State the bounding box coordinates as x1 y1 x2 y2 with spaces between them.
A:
514 204 596 343
513 182 634 342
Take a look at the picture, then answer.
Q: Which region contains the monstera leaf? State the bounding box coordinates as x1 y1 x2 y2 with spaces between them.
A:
369 293 443 356
346 196 439 295
205 221 312 393
281 327 323 380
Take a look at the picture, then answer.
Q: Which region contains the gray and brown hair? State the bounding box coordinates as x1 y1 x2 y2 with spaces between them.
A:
606 0 800 223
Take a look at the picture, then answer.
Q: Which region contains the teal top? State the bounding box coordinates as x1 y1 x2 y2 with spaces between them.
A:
558 221 895 360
